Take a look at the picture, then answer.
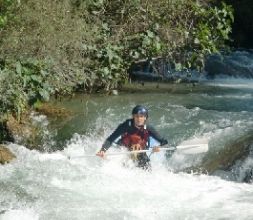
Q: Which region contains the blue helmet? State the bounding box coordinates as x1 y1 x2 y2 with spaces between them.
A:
132 105 148 117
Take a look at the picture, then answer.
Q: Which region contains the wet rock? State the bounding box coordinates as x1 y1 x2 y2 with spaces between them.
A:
205 51 253 78
0 119 14 143
0 145 16 164
243 169 253 183
199 131 253 174
3 108 71 151
5 114 41 150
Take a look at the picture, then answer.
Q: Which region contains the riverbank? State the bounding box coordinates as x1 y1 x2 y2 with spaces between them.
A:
121 82 199 94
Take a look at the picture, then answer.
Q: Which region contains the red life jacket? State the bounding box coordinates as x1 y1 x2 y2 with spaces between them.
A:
121 127 149 150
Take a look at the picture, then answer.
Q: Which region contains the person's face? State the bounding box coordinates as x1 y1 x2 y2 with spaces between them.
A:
133 114 147 127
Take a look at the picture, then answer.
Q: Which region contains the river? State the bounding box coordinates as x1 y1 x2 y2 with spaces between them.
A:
0 78 253 220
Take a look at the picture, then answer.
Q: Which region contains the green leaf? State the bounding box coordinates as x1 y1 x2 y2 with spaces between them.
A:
175 63 182 71
194 38 200 44
31 75 42 83
33 100 42 108
40 70 48 76
16 62 22 75
39 89 50 101
146 30 154 38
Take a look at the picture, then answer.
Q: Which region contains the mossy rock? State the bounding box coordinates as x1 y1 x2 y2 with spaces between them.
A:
2 107 72 151
34 103 72 118
0 145 16 165
5 114 41 150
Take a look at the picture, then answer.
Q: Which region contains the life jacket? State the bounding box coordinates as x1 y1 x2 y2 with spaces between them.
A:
121 123 149 150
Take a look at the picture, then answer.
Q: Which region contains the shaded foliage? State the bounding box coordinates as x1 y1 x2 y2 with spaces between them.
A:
224 0 253 48
0 0 234 118
0 0 16 29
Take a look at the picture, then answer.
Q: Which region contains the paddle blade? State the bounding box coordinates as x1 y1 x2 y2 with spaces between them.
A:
176 138 209 154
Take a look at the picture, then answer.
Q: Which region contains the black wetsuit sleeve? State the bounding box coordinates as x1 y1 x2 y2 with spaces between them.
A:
147 125 168 146
101 120 128 151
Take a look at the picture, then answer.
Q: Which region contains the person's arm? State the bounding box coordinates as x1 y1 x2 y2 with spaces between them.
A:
147 125 168 152
96 120 128 157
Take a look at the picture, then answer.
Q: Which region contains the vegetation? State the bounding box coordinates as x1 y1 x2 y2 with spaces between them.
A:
224 0 253 48
0 0 16 29
0 0 234 119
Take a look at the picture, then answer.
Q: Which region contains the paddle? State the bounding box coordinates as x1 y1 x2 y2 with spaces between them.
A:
102 143 208 156
68 138 208 159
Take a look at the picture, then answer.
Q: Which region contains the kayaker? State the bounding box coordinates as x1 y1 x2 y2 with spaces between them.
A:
96 105 168 170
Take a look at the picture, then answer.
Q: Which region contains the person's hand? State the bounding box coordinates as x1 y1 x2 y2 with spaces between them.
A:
96 150 106 158
152 146 160 153
131 144 141 151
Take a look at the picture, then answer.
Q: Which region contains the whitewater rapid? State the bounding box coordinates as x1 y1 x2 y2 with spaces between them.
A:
1 131 253 220
1 78 253 220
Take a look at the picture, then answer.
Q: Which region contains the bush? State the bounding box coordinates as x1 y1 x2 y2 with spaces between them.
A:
0 59 55 119
82 0 234 85
0 67 27 121
0 0 234 118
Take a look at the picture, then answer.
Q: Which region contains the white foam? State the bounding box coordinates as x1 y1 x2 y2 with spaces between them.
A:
1 132 253 220
202 93 253 99
202 77 253 89
0 209 38 220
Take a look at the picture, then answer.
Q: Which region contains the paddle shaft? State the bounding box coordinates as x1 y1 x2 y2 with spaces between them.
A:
105 146 176 156
68 145 175 159
104 144 208 156
68 142 208 159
